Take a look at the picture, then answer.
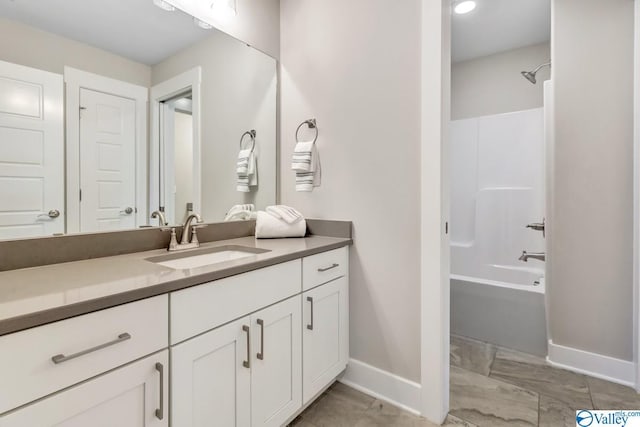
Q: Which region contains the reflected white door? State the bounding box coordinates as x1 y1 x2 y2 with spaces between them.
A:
0 60 64 239
79 89 136 232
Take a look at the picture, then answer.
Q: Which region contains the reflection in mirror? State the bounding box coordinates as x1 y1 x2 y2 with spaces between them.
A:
0 0 277 240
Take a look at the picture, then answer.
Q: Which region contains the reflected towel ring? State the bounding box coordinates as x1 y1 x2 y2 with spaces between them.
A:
240 130 256 151
295 118 318 144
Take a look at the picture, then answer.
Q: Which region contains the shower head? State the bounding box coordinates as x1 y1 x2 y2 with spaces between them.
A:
521 61 551 85
521 71 537 84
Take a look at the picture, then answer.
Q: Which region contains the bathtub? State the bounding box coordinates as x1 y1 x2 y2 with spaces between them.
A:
450 275 547 356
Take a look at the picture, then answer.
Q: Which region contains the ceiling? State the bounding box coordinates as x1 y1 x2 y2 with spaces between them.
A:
452 0 551 63
0 0 213 65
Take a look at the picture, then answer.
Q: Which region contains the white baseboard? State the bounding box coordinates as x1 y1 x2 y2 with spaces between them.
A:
547 340 636 388
338 358 422 416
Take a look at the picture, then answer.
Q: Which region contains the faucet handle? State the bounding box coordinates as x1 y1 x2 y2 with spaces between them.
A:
160 227 179 251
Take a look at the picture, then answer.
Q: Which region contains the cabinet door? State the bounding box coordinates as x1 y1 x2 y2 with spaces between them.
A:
302 277 349 403
171 317 251 427
0 351 168 427
250 296 302 427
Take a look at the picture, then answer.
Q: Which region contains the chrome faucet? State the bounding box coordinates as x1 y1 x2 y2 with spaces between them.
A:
519 251 545 262
161 213 206 251
151 210 168 227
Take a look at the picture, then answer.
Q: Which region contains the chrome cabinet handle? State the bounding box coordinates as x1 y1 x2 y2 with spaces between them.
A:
318 263 339 272
37 209 60 219
51 332 131 364
120 207 134 215
257 319 265 360
307 297 314 330
155 362 164 420
242 325 251 368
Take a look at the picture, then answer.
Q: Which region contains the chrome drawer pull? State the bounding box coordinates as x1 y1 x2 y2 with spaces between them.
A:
257 319 265 360
51 332 131 364
307 297 314 330
242 325 251 368
318 263 339 273
155 362 164 420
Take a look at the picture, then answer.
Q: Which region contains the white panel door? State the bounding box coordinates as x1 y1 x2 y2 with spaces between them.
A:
80 88 136 232
171 317 251 427
302 277 349 404
251 296 302 427
0 351 168 427
0 60 63 239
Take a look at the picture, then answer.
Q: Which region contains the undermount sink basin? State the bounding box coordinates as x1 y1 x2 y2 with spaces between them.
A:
146 245 270 270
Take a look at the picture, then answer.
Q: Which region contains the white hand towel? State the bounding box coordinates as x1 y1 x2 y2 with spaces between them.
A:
292 141 321 192
236 149 252 174
292 141 315 172
255 211 306 239
237 151 258 192
266 205 304 224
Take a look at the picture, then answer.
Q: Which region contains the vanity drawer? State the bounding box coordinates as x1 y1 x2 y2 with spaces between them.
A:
0 295 168 414
171 260 301 344
302 247 349 291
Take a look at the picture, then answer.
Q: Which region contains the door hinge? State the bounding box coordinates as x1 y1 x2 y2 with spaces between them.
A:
79 106 86 119
445 222 449 235
79 189 82 201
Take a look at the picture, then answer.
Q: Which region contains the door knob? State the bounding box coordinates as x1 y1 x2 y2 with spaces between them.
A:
37 209 60 219
120 207 134 215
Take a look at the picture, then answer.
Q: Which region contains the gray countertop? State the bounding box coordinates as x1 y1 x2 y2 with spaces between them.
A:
0 235 351 336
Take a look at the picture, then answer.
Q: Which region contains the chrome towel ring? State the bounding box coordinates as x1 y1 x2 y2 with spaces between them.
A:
240 129 256 151
295 118 318 144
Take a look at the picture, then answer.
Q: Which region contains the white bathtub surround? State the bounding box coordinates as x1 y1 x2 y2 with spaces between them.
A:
236 148 257 192
451 277 548 356
255 210 306 238
450 108 545 289
292 140 321 191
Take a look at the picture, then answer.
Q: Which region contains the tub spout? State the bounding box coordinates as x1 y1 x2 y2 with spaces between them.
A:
519 251 545 262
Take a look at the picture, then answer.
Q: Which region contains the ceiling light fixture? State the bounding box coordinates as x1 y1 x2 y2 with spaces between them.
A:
454 0 476 14
153 0 176 12
211 0 237 17
193 17 213 29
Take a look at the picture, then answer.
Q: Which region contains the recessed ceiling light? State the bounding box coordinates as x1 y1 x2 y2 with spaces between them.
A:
193 17 213 29
153 0 175 12
454 0 476 14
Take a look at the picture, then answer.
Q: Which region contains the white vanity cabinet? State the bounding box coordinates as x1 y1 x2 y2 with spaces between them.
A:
301 247 349 404
0 351 169 427
302 276 349 403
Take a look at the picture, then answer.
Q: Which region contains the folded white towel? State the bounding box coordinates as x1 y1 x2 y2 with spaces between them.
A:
237 150 258 192
255 210 306 239
266 205 304 224
236 149 252 175
292 141 321 192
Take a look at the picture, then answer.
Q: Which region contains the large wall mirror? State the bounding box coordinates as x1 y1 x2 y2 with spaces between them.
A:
0 0 277 240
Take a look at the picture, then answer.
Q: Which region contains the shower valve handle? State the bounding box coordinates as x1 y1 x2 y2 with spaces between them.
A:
526 219 545 237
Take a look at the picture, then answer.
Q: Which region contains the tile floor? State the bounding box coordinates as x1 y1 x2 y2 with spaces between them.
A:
289 335 640 426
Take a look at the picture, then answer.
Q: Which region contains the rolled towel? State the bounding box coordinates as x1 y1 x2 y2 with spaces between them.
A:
255 210 306 239
224 204 255 221
266 205 304 224
224 210 257 222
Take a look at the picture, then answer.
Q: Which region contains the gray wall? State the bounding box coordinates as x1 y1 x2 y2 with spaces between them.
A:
0 17 150 87
550 0 634 361
152 31 277 222
452 43 550 120
280 0 422 382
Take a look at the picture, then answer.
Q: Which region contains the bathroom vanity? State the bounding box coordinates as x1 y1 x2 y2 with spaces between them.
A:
0 232 351 427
